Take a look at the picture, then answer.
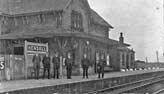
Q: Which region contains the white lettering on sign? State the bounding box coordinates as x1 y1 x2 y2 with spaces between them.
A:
27 45 47 52
0 57 5 70
25 41 48 54
0 61 4 70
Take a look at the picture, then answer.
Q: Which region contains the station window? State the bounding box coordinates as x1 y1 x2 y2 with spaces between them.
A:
14 47 24 55
38 14 44 23
71 10 83 32
22 16 28 24
56 11 63 27
2 16 8 25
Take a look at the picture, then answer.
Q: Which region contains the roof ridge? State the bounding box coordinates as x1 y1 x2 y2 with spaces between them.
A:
90 8 113 28
64 0 73 10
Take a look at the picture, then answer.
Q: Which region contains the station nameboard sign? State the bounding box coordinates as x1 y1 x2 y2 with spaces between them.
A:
27 45 47 52
25 41 48 54
0 56 5 70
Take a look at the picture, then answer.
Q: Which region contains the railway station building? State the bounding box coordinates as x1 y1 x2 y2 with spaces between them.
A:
0 0 135 80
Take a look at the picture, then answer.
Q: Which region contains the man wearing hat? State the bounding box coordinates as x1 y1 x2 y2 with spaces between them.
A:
65 53 73 79
52 52 60 79
81 54 90 78
32 53 41 79
42 53 51 79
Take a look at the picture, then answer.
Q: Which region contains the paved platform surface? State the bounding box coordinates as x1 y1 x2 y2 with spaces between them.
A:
0 69 164 93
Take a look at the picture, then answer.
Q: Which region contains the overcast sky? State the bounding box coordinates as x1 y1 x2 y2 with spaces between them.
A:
88 0 164 62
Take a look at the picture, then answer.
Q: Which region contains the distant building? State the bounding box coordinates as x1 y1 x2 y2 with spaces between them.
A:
116 33 135 70
135 61 164 69
0 0 135 78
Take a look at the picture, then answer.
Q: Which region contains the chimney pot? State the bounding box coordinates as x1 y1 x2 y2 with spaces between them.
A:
119 32 124 44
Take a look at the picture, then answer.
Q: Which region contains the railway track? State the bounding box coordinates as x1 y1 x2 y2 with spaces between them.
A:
152 88 164 94
85 75 164 94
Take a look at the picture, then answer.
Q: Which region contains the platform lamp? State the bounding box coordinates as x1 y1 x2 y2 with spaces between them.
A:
85 40 90 58
86 40 90 45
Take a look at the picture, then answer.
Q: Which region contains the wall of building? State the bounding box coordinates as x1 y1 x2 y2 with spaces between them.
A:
89 23 109 38
48 37 117 75
1 12 62 35
0 16 2 35
109 48 120 71
116 49 135 71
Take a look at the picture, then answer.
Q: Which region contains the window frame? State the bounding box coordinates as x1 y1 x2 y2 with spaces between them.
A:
71 10 83 32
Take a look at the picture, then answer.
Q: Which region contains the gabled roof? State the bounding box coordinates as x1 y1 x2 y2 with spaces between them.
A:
0 0 113 28
90 9 113 28
1 0 70 14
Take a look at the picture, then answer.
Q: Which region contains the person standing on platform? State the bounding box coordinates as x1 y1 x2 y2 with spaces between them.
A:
97 56 106 78
32 53 41 79
65 53 73 79
42 53 51 79
52 53 60 79
81 54 90 79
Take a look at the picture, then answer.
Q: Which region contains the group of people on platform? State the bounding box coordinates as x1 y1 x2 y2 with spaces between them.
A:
32 52 106 80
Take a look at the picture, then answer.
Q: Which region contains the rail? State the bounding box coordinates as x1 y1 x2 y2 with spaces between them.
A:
152 88 164 94
85 75 164 94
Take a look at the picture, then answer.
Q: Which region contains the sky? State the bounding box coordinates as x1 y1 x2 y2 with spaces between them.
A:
88 0 164 62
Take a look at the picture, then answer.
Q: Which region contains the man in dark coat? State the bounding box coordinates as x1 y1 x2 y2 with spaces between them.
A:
65 53 73 79
52 53 60 79
81 54 90 78
32 54 41 79
97 56 106 78
42 54 51 79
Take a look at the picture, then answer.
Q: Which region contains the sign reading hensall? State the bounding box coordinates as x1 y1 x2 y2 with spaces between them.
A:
25 41 48 54
27 45 47 52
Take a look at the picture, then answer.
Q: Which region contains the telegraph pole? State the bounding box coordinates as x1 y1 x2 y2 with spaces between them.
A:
156 51 159 63
145 57 148 63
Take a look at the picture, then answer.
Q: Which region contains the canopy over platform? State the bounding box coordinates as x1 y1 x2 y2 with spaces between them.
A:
0 28 130 47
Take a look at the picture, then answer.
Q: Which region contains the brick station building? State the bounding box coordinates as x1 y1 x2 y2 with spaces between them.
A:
0 0 135 77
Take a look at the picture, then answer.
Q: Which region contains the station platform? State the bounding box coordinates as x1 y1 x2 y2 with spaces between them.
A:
1 69 164 94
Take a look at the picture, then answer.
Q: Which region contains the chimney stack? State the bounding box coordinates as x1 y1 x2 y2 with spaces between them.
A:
119 32 124 44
